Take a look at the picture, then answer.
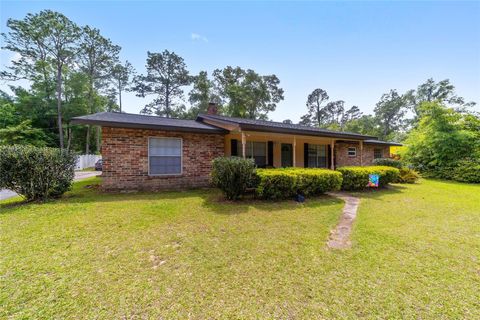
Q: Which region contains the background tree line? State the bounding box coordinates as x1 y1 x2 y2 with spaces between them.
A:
299 78 477 142
0 10 284 152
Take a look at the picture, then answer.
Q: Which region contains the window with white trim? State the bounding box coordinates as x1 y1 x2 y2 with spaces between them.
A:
348 147 357 157
148 137 182 175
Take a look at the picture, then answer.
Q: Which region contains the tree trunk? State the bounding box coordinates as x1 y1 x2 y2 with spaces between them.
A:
118 79 122 112
165 81 170 117
96 126 101 153
86 78 94 154
66 125 72 151
56 65 64 149
86 126 90 154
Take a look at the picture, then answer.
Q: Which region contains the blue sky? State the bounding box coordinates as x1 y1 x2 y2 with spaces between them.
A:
1 1 479 122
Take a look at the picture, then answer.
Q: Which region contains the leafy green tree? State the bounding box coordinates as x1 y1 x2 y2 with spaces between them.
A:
213 66 284 120
187 71 221 118
406 78 476 118
133 50 192 118
402 102 477 178
343 115 379 136
373 89 408 140
2 10 82 148
0 120 47 146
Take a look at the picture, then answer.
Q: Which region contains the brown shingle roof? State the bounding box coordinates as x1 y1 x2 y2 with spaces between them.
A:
197 114 378 140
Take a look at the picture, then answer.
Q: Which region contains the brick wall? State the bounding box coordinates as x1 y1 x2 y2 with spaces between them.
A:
101 127 224 191
335 142 390 167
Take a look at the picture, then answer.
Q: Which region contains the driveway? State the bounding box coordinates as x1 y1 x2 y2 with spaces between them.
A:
0 171 102 201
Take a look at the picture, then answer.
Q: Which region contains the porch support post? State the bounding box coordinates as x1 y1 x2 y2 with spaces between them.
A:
360 140 363 166
241 132 246 159
293 136 296 167
330 139 335 170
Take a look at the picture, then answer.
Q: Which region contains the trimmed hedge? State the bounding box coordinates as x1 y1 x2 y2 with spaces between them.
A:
372 158 403 169
0 145 77 201
211 157 258 200
255 168 342 200
336 166 400 190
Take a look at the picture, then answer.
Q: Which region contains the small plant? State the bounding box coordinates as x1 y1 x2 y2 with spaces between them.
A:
0 145 77 201
372 158 403 169
397 167 420 184
255 168 342 200
336 166 400 190
211 157 257 200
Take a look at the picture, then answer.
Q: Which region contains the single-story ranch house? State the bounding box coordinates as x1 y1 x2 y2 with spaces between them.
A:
72 104 401 190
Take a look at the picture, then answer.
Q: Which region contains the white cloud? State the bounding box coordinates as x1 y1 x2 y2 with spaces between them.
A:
191 33 208 42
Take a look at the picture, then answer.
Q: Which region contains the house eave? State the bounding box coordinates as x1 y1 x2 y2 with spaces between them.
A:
71 118 228 134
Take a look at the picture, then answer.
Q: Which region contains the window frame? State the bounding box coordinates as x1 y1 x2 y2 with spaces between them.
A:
374 148 383 159
347 147 357 157
308 144 328 168
148 136 183 176
237 141 268 167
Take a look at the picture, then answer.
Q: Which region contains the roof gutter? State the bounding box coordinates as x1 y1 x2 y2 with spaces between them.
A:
238 124 377 140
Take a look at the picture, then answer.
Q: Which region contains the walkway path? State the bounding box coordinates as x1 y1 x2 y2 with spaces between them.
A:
0 171 101 201
326 192 360 249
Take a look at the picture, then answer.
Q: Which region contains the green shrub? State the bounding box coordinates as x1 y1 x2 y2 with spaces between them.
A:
211 157 257 200
0 145 77 201
453 159 480 183
397 167 420 184
372 158 403 169
255 168 342 200
336 166 400 190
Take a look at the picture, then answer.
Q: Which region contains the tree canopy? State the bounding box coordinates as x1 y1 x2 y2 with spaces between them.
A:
132 50 192 118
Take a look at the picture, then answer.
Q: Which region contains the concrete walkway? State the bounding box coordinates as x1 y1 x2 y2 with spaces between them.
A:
326 192 360 249
0 171 101 201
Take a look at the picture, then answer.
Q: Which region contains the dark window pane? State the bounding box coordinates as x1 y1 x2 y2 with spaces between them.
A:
308 144 327 168
150 156 181 174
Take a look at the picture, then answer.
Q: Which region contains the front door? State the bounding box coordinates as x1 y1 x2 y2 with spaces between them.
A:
281 143 293 167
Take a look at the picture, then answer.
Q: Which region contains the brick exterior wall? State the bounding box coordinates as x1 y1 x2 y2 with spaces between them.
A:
101 127 224 191
335 142 390 167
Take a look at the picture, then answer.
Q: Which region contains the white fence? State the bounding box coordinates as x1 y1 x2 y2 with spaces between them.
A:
75 154 102 170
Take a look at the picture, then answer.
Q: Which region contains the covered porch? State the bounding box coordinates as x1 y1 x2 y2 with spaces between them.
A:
224 131 368 169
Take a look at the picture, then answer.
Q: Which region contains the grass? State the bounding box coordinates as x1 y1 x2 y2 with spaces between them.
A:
79 167 96 171
1 178 479 318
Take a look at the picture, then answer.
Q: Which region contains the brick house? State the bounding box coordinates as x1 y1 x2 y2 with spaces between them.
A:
72 105 401 191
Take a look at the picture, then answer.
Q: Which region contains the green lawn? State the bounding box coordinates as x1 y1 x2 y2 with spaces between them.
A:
1 178 479 319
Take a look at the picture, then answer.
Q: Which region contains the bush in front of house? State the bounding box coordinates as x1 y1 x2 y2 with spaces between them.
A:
372 158 403 169
255 168 343 200
336 166 400 190
211 157 258 200
372 158 420 184
452 159 480 183
0 145 77 201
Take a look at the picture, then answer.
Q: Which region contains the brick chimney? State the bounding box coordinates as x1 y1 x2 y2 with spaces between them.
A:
207 102 218 115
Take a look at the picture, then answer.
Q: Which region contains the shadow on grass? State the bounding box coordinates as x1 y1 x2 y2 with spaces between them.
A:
346 184 408 200
1 177 344 216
